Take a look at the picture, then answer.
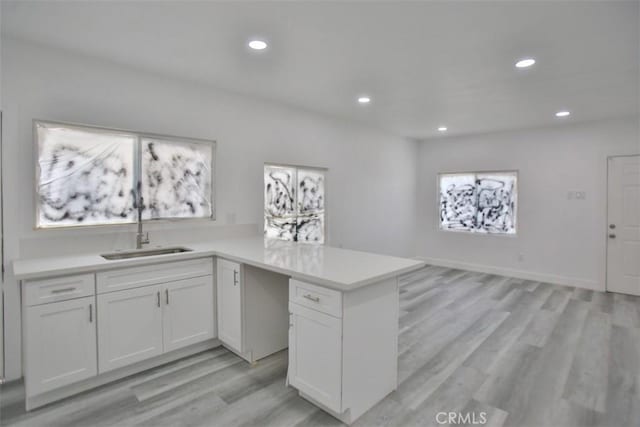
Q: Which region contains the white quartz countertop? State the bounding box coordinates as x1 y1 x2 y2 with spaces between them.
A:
13 237 425 291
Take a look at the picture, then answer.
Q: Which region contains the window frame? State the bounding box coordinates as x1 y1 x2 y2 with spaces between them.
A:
263 162 328 244
33 119 216 230
437 169 518 237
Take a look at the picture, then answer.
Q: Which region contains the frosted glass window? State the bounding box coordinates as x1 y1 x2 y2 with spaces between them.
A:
264 165 296 217
36 122 136 228
141 138 213 219
36 121 215 228
439 171 517 234
264 164 325 244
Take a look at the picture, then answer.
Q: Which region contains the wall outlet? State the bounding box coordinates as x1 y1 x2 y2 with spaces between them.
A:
567 190 586 200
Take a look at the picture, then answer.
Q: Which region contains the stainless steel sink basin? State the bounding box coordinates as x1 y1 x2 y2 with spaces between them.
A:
101 247 193 260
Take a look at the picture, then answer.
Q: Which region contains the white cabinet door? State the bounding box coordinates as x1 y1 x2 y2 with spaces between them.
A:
289 302 342 413
97 284 163 373
217 259 242 352
24 296 97 395
163 276 215 352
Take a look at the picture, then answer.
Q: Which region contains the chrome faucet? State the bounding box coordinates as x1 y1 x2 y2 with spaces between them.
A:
136 194 150 249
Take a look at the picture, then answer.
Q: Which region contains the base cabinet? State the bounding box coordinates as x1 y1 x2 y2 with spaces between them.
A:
97 284 164 373
24 296 97 396
217 259 243 352
163 276 216 352
216 259 289 362
287 278 399 425
21 257 216 411
99 277 215 373
288 302 342 412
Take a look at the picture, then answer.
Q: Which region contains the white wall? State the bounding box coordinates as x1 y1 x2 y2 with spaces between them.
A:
416 117 639 290
1 38 417 379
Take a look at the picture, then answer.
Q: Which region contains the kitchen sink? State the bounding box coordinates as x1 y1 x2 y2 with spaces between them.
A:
101 247 193 260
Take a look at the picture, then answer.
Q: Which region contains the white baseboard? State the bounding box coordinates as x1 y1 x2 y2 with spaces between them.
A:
414 256 602 292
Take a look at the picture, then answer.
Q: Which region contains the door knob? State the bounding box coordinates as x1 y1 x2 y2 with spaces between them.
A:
609 234 616 239
609 224 616 229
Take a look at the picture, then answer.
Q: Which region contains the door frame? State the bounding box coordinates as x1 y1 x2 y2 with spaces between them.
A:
605 154 640 293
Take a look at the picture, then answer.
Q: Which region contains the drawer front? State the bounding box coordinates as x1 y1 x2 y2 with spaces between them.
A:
23 274 95 306
97 258 213 294
289 279 342 318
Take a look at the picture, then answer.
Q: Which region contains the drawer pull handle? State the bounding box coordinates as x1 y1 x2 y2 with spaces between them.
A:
233 270 238 286
51 287 76 294
157 291 161 307
303 294 320 303
166 289 170 305
89 304 93 323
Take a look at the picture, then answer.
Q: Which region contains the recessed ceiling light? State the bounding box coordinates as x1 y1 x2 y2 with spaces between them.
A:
248 40 268 50
515 58 536 68
438 126 448 132
358 96 371 104
555 110 571 117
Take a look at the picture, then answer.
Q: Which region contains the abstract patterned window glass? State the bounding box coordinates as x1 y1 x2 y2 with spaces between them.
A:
264 165 325 243
36 122 136 227
439 171 517 234
141 137 213 220
36 121 215 228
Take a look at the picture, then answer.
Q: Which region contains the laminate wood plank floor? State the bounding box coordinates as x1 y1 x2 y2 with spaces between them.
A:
2 266 639 427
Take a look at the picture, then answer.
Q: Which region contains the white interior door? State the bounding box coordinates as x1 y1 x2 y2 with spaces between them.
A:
607 155 640 296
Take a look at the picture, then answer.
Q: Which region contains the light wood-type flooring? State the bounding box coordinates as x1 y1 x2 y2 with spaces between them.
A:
1 266 639 427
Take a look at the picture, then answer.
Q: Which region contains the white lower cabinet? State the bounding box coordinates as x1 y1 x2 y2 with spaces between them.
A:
98 277 215 373
217 259 243 352
216 259 289 363
163 276 216 352
288 302 342 413
288 278 399 424
97 284 164 373
24 296 97 396
21 258 217 411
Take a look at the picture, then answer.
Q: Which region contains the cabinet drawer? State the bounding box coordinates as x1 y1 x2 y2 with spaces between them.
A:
23 274 95 306
289 279 342 318
97 258 213 294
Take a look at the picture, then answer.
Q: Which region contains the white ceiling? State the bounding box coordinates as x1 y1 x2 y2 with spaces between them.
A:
2 1 639 139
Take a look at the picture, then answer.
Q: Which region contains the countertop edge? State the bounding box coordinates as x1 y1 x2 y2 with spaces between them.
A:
14 246 426 292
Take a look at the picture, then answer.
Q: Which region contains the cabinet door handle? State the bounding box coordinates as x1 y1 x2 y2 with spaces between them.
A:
157 291 161 307
303 294 320 303
89 304 93 323
51 287 76 294
233 270 238 286
165 289 170 305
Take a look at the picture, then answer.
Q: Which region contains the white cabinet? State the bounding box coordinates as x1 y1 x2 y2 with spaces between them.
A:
98 276 216 373
216 259 289 362
217 259 243 352
97 284 164 373
287 278 399 424
163 276 215 352
288 302 342 413
21 257 217 411
24 296 97 395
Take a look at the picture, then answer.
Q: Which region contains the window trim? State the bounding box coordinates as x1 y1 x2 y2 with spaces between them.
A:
437 169 518 237
33 119 216 230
